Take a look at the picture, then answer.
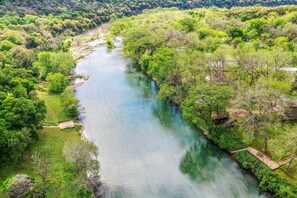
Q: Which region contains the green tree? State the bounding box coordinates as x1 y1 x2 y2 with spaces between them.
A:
46 73 68 94
148 47 178 83
0 40 15 51
227 27 244 39
182 84 232 129
179 18 197 33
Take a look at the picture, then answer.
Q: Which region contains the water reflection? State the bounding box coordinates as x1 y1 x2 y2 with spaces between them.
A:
74 45 264 197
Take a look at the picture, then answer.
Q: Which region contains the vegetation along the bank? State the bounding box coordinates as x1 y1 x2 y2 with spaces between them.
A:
1 0 297 196
0 0 103 196
109 6 297 197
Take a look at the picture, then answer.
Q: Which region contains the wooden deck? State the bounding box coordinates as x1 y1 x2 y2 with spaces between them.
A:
232 147 281 170
247 147 280 170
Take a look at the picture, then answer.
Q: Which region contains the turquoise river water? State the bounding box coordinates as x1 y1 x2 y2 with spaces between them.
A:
74 42 265 198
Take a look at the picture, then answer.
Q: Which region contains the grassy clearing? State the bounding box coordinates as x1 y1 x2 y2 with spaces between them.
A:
0 127 83 197
38 91 72 126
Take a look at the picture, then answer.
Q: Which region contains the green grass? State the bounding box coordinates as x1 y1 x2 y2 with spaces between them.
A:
0 127 83 197
38 91 72 126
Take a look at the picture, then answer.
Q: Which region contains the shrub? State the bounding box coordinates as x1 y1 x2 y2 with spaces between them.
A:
235 151 297 198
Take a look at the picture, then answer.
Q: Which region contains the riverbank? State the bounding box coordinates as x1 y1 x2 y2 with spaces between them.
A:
71 24 110 62
107 8 297 197
71 24 280 197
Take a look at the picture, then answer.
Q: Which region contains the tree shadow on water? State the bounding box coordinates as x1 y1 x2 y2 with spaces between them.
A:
179 141 224 184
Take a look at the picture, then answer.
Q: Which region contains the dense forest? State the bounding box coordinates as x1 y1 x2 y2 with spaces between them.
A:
1 0 297 196
109 6 297 197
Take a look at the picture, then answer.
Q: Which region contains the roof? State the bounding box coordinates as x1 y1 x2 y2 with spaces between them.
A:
59 121 75 129
285 101 297 108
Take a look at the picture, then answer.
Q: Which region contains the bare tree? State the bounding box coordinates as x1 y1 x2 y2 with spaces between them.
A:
262 49 291 77
8 174 34 198
233 51 264 86
234 84 285 154
64 141 101 195
31 153 50 189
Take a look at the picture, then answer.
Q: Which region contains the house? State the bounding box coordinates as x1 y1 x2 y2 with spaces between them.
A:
59 121 75 129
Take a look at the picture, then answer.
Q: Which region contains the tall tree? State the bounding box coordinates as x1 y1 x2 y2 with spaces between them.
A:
234 85 285 154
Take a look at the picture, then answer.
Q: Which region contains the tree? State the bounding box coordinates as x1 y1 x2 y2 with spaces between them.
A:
8 174 34 197
179 18 197 33
50 52 76 75
148 47 178 83
182 84 232 129
261 49 291 77
234 85 285 154
247 18 268 35
46 72 68 94
0 96 46 129
34 52 52 79
270 128 297 169
233 50 264 86
227 27 244 39
0 40 15 51
31 153 49 188
64 141 101 195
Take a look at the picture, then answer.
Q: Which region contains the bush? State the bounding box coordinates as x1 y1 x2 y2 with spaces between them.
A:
235 151 297 198
46 73 68 94
209 126 247 150
0 40 15 51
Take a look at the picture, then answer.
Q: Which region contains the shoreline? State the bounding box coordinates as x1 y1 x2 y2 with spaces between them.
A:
70 24 110 141
69 25 264 194
69 25 296 197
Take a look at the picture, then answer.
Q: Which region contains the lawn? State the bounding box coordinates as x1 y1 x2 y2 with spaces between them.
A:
38 91 72 126
0 127 83 197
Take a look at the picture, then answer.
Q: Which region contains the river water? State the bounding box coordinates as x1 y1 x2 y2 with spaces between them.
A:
74 42 264 198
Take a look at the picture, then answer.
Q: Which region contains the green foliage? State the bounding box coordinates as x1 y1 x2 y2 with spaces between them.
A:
247 18 268 35
61 88 79 118
0 40 15 51
34 52 75 79
227 27 244 39
106 37 116 49
208 126 247 150
182 84 232 127
179 18 197 33
148 47 177 82
112 7 297 194
235 151 297 198
46 73 68 94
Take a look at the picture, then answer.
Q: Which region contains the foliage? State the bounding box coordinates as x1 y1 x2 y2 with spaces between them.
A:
235 151 297 198
182 84 232 127
111 6 297 194
208 126 247 150
46 72 68 94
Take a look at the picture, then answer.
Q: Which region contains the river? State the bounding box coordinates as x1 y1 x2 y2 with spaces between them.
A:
74 40 265 198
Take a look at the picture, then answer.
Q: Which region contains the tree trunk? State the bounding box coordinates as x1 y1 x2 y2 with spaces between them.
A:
287 149 297 169
263 131 268 154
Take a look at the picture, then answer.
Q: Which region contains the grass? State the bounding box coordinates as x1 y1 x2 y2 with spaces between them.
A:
37 91 72 126
276 168 297 186
0 127 83 197
237 121 297 183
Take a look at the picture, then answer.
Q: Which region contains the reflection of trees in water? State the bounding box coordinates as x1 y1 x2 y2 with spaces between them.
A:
125 70 156 99
180 141 223 183
152 100 175 128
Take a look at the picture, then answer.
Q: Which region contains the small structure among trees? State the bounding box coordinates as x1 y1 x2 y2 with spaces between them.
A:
284 101 297 120
59 120 75 129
